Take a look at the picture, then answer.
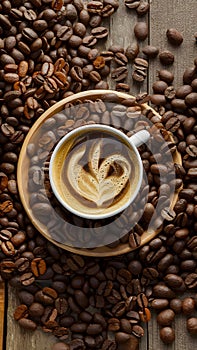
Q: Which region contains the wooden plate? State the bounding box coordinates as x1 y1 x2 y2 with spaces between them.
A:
17 90 182 257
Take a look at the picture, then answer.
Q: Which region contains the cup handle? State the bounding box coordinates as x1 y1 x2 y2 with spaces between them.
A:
129 130 150 148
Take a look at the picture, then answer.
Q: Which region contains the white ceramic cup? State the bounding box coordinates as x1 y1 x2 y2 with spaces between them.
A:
49 124 150 220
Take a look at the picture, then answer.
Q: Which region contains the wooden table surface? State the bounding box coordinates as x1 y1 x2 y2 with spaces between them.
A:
1 0 197 349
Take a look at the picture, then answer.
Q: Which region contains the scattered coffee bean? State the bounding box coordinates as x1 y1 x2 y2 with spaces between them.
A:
166 28 183 46
182 297 195 315
134 22 148 41
124 0 140 9
160 327 175 344
187 318 197 335
157 309 175 326
159 50 175 65
142 45 159 58
125 43 139 60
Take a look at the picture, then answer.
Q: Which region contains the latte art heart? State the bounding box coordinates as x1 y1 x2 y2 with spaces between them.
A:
52 130 139 217
67 141 132 207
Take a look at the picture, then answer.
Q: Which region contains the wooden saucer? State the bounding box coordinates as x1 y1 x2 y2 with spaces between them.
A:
17 90 182 257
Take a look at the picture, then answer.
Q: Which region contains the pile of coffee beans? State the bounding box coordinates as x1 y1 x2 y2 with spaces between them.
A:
23 94 179 252
0 1 197 349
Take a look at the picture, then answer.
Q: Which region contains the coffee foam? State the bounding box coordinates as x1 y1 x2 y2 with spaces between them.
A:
51 131 140 216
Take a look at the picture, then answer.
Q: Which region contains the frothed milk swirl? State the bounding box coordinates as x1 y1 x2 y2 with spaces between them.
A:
67 140 131 206
51 130 140 217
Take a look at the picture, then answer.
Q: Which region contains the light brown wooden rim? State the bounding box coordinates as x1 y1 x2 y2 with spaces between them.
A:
17 90 182 257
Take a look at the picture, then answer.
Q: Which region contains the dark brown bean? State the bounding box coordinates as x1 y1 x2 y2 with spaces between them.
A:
134 22 148 41
159 50 174 65
187 318 197 335
18 318 37 331
166 28 183 46
160 327 175 344
157 309 175 326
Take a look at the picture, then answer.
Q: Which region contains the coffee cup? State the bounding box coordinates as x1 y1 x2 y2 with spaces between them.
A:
49 124 150 220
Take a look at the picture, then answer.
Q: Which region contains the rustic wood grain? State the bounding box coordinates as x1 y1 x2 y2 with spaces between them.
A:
105 0 148 94
147 0 197 349
0 281 5 350
148 0 197 89
6 0 197 349
147 310 197 350
6 286 57 350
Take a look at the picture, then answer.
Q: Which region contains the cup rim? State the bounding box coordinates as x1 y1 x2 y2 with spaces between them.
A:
49 124 143 220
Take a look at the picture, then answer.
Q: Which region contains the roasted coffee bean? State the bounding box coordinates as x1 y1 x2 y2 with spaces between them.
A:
120 319 132 333
0 229 12 241
29 303 44 318
159 50 174 65
1 241 15 257
153 284 175 299
0 260 16 278
111 66 128 81
129 232 141 249
108 318 120 331
139 307 151 322
185 92 197 106
87 1 103 14
164 274 184 289
0 54 15 66
134 22 148 41
86 323 103 335
125 43 139 60
70 322 87 333
117 268 132 284
74 290 89 309
124 0 140 10
115 332 131 343
18 318 37 331
91 26 109 39
31 258 46 277
14 304 28 321
67 255 84 271
182 297 195 315
160 327 175 344
157 309 175 326
133 57 148 82
11 231 26 247
185 273 197 289
137 293 148 309
131 324 144 338
114 52 128 66
142 45 159 58
165 116 180 131
151 299 169 310
187 318 197 335
166 28 183 46
136 1 150 16
158 69 174 83
35 287 57 305
126 310 140 323
169 298 182 314
14 258 29 275
0 172 8 191
18 291 34 306
116 83 130 92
